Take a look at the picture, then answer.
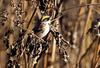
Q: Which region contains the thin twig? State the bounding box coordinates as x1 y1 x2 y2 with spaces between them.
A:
91 38 100 68
62 3 100 14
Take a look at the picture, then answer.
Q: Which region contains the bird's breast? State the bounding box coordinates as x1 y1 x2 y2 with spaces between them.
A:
35 24 50 38
40 24 50 38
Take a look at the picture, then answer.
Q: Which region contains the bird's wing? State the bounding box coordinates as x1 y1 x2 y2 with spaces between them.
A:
33 22 44 33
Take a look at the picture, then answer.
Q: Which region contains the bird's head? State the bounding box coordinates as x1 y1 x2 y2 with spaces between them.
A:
41 15 51 24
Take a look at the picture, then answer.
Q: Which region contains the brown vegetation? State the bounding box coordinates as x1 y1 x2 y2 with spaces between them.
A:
0 0 100 68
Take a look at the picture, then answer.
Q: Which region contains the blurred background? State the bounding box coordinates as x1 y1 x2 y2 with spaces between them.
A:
0 0 100 68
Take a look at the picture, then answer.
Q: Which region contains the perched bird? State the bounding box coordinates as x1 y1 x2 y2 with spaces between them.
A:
33 15 51 39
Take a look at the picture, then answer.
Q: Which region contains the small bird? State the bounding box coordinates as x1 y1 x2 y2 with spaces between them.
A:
33 15 51 39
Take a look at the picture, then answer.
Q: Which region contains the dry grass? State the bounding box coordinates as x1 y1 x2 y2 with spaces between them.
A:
0 0 100 68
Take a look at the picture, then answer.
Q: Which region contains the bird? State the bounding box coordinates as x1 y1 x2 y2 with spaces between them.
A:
33 15 51 39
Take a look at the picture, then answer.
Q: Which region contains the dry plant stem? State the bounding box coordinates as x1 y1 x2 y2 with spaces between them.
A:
0 51 7 68
62 3 100 14
79 0 96 67
50 0 59 68
44 49 48 68
92 38 100 68
50 38 56 68
21 0 29 68
75 0 87 67
83 0 95 36
95 43 100 68
24 0 39 29
26 6 37 29
36 7 42 19
79 37 98 68
8 0 15 46
0 0 3 8
50 0 57 68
